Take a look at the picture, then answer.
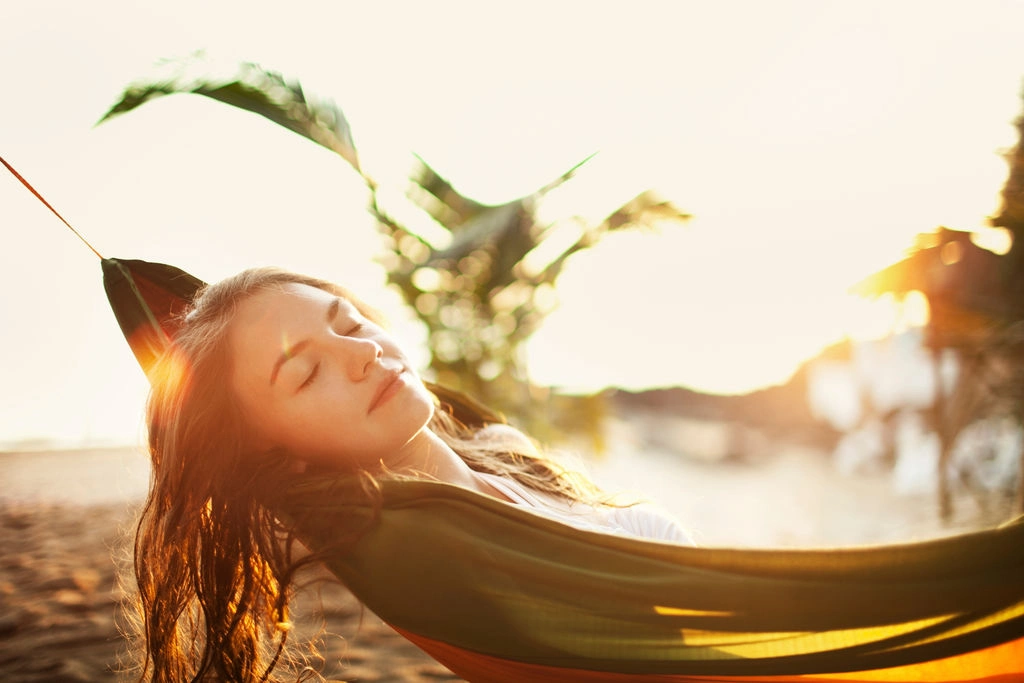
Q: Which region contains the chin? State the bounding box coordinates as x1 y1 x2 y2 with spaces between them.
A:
408 386 437 423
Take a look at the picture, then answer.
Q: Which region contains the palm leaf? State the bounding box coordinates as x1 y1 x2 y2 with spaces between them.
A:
431 201 525 262
98 56 363 176
599 189 692 232
408 154 489 227
406 153 595 231
530 190 692 286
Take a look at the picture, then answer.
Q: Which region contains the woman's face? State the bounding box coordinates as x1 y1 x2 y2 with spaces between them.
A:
227 282 436 471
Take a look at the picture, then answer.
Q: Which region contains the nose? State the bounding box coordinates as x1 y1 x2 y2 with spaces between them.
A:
338 336 383 381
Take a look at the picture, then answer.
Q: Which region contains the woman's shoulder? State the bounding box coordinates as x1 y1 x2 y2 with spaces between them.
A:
605 503 696 546
474 423 540 455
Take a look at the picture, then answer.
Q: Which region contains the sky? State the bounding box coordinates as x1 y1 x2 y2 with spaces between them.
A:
2 0 1024 447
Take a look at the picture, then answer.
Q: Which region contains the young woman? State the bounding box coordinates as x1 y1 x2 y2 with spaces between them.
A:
134 266 690 682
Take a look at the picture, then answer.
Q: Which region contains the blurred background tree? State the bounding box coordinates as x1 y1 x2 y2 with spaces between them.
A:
100 56 690 442
852 86 1024 519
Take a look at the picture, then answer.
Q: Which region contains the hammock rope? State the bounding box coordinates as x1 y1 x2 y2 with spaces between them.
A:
0 154 105 259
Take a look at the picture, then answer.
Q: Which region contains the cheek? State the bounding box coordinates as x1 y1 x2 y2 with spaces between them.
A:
265 400 368 462
230 382 277 451
232 389 315 457
271 404 344 449
251 379 435 468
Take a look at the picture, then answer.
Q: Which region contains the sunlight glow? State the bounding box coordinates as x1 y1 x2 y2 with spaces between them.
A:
972 226 1014 256
527 225 941 395
2 0 1024 445
902 291 931 329
654 605 733 618
146 345 191 401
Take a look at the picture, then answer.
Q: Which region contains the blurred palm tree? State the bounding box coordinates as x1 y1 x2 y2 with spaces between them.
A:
99 56 690 440
852 89 1024 519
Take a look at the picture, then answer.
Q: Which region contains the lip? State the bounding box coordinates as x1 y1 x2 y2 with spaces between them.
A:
368 369 405 414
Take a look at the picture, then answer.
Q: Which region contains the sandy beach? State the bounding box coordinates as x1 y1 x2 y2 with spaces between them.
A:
0 446 461 682
1 435 1013 682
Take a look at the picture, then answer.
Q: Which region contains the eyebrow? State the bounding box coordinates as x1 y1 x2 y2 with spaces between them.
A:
269 297 341 385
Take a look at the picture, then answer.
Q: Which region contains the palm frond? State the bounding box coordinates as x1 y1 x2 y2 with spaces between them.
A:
99 55 363 176
406 153 596 234
528 190 691 285
600 190 692 232
408 154 489 226
432 201 525 262
530 152 598 198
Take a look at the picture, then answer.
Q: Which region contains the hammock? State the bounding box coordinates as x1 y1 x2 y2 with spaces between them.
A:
100 257 1024 683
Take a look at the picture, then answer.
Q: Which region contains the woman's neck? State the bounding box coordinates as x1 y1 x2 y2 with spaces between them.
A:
387 428 511 502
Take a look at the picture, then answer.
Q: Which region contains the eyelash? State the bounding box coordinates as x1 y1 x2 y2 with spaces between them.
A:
298 323 365 390
300 363 320 390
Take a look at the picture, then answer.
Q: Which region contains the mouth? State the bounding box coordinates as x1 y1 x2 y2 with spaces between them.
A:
368 369 405 414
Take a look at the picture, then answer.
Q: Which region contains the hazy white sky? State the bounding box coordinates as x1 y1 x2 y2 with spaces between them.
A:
2 0 1024 446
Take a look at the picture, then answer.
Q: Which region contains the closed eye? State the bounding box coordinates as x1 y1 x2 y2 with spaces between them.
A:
329 298 364 338
299 362 320 391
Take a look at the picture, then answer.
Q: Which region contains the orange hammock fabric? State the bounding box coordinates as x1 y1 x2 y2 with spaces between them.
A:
102 257 1024 682
397 629 1024 682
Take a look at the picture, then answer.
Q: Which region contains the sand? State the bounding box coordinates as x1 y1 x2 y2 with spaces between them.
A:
0 447 461 682
0 439 1013 682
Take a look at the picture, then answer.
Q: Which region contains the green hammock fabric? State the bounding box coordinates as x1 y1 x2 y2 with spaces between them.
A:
103 258 1024 682
277 474 1024 681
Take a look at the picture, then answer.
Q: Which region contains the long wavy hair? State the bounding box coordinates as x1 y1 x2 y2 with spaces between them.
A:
131 266 601 682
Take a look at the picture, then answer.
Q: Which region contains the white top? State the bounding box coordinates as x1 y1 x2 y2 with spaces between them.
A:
476 472 694 546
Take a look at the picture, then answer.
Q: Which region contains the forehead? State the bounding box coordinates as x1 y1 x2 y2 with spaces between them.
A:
236 282 335 326
229 283 339 357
